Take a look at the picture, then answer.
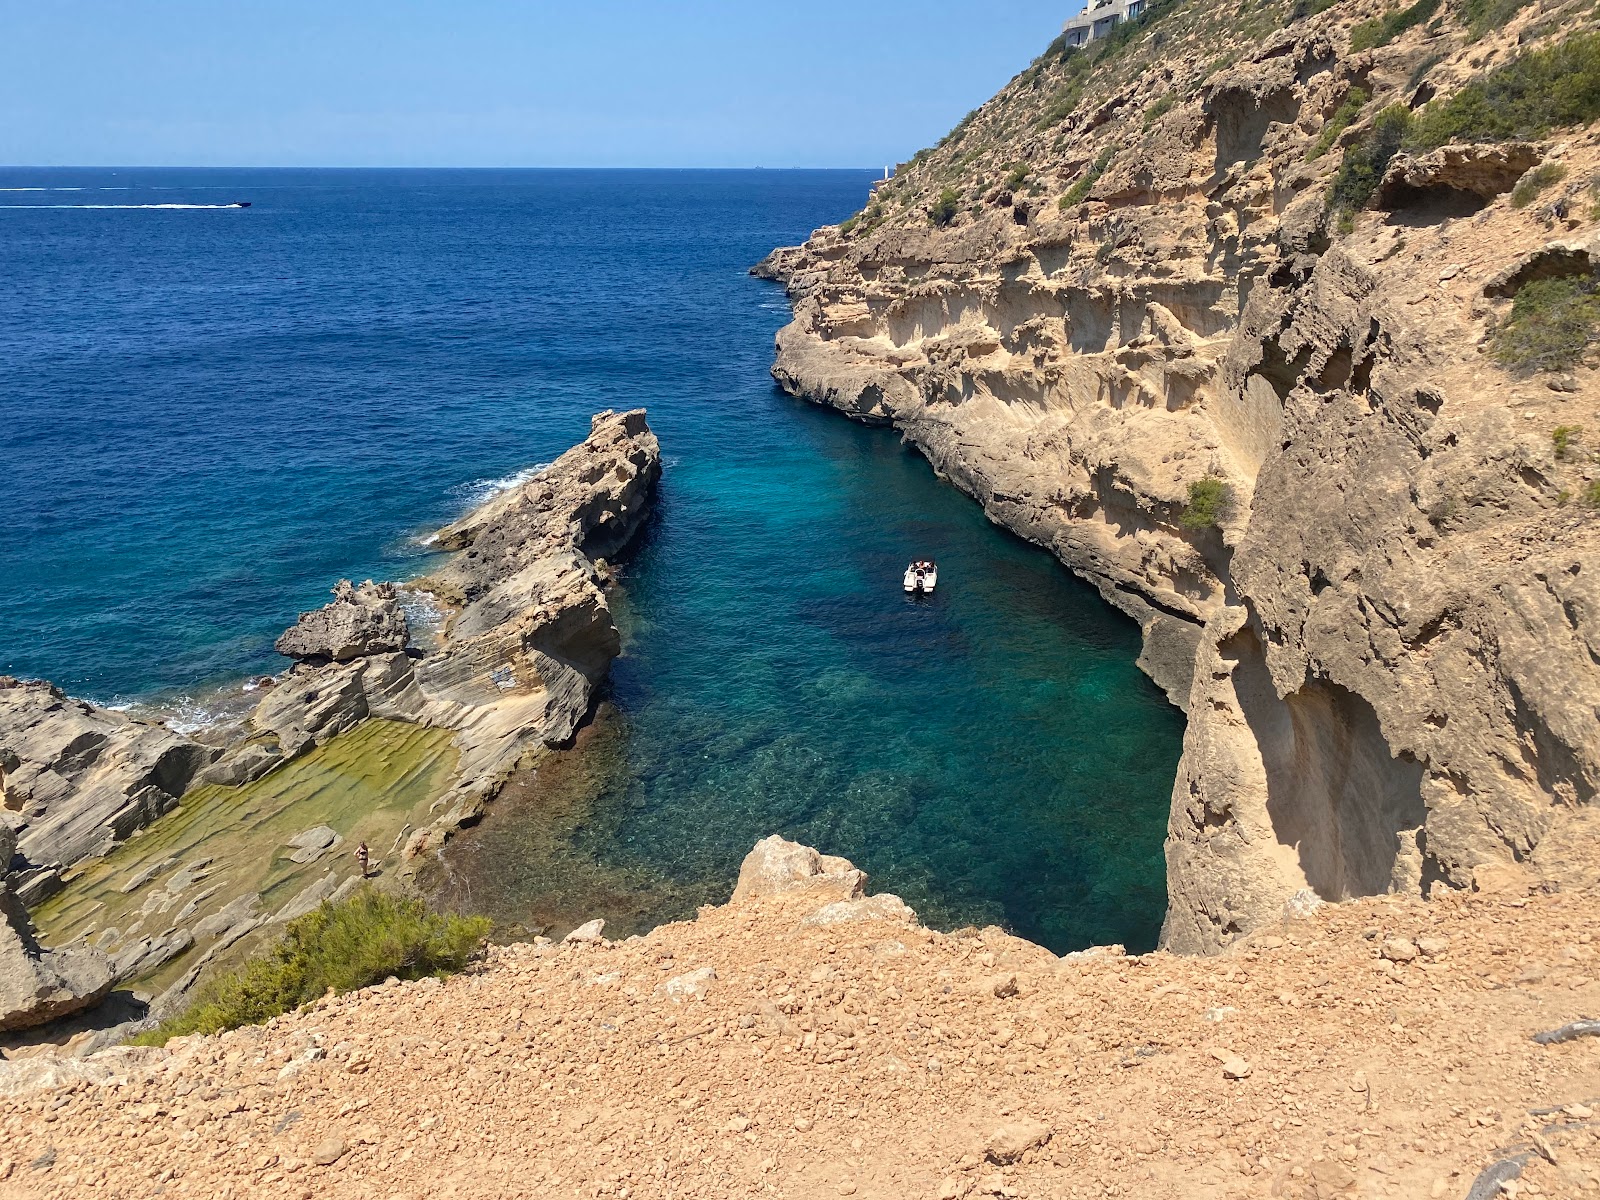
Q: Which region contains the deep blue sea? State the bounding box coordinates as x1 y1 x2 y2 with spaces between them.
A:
0 168 1183 952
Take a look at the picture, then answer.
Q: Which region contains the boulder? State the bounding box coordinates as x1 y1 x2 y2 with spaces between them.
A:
274 580 409 665
0 878 115 1032
802 894 918 927
731 836 867 904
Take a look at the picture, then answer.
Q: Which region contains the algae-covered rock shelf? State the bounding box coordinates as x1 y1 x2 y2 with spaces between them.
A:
0 410 658 1036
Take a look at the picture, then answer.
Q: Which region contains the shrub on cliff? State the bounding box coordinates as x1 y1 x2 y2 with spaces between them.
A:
1348 0 1441 52
1060 145 1119 209
930 187 961 227
1510 163 1567 209
1407 32 1600 149
1308 87 1370 160
1180 477 1232 531
1491 274 1600 374
1327 105 1413 214
1459 0 1531 36
129 887 489 1046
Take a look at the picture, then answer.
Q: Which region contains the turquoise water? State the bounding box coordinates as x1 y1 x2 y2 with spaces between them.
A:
1 168 1183 952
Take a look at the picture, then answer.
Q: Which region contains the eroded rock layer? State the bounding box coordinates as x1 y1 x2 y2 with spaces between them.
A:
763 3 1600 950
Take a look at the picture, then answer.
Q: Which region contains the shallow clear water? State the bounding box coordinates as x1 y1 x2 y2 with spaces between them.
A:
1 167 1183 953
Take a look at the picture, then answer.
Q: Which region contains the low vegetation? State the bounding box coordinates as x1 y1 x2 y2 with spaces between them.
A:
129 887 489 1046
1491 275 1600 374
1459 0 1533 37
1143 93 1177 129
1060 145 1119 209
1308 87 1370 160
1553 424 1583 459
1407 32 1600 149
1329 33 1600 220
1510 162 1568 208
1586 480 1600 508
1004 162 1031 190
930 187 961 228
1180 477 1233 531
1290 0 1339 19
1327 104 1413 214
1348 0 1440 52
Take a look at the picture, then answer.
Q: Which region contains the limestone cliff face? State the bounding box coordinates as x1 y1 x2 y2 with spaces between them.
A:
765 1 1600 950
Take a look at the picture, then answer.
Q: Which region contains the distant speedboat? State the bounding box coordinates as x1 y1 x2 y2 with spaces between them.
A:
232 201 252 208
903 560 938 594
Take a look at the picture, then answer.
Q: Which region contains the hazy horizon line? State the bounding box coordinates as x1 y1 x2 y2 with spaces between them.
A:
0 163 888 172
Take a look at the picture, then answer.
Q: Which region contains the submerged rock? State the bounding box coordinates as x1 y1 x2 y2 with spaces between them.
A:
274 579 410 665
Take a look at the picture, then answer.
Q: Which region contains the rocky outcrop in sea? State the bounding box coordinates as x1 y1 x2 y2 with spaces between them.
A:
0 409 659 1035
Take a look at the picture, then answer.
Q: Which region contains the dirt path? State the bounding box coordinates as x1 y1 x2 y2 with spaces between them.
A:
2 846 1597 1199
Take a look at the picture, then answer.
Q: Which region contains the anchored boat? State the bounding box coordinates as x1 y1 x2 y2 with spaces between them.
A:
903 560 938 594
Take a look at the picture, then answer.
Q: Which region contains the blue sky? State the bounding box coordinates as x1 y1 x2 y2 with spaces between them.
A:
1 2 1067 167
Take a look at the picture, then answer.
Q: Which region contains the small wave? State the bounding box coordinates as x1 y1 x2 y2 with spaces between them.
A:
398 586 447 653
450 463 551 509
0 188 47 192
0 203 245 210
113 681 264 734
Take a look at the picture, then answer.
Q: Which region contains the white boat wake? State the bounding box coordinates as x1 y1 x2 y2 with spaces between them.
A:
0 202 246 210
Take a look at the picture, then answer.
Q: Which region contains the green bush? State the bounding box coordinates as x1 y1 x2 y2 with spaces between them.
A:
1308 87 1371 159
1553 424 1583 459
1348 0 1441 51
1459 0 1532 37
1004 162 1031 189
930 187 961 227
1143 94 1177 128
1291 0 1341 19
1327 105 1413 214
1586 480 1600 507
1180 477 1232 531
129 887 489 1046
1061 145 1119 208
1510 162 1568 208
1407 32 1600 149
1491 275 1600 373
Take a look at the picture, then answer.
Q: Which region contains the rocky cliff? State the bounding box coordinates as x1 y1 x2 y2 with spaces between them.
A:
763 0 1600 951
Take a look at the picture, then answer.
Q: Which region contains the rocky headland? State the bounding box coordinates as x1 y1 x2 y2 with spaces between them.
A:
758 0 1600 953
0 409 659 1036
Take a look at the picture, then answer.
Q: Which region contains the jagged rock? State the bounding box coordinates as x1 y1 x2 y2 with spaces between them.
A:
731 836 866 904
1376 143 1543 209
564 919 606 944
274 580 410 665
0 677 216 874
0 841 115 1031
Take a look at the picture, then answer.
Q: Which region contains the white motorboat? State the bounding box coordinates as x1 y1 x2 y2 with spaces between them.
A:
903 560 938 594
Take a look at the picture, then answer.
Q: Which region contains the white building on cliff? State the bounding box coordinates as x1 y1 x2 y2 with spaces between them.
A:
1059 0 1147 47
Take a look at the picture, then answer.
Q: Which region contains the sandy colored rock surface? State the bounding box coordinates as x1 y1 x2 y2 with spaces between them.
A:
2 838 1596 1199
761 0 1600 952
